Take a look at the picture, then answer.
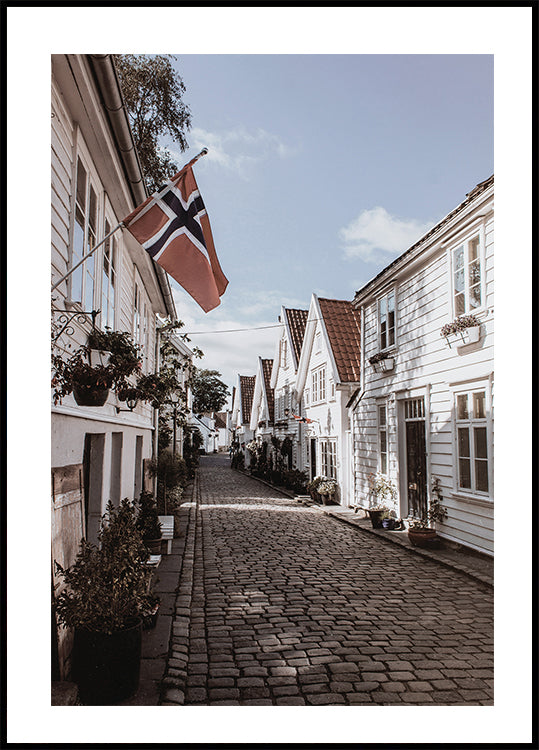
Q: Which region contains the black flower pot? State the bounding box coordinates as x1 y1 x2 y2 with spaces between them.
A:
72 619 142 705
73 384 109 407
367 509 388 529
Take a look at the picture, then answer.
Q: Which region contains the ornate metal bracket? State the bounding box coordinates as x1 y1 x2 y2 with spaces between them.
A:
51 306 100 347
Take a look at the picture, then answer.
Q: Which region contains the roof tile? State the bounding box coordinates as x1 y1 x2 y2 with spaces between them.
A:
284 308 308 366
318 298 362 383
261 359 275 423
239 375 256 424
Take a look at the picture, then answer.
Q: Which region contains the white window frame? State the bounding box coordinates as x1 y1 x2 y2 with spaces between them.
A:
377 402 389 475
320 438 337 479
448 225 486 318
376 287 397 352
100 214 118 330
304 388 310 406
329 379 336 401
280 338 288 369
69 145 101 309
311 366 326 405
450 378 493 501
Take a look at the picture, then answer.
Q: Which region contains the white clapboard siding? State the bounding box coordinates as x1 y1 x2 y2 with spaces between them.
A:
352 185 494 554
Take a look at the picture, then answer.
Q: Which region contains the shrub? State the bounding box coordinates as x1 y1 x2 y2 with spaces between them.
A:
136 491 162 540
54 499 152 634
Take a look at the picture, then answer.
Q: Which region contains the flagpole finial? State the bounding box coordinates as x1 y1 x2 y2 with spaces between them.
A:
200 147 208 155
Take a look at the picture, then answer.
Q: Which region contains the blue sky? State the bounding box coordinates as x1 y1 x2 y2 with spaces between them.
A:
165 54 493 398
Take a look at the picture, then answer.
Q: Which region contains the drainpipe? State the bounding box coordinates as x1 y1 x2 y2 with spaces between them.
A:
88 54 176 321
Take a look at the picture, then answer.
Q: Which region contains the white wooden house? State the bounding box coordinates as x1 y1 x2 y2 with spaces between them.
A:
51 54 177 678
269 307 308 471
295 295 362 505
350 176 494 555
231 374 256 465
250 357 275 445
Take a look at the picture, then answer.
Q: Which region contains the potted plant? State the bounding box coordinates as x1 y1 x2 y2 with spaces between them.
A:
407 477 448 547
317 478 338 505
367 473 397 528
307 475 324 501
440 314 481 348
86 328 142 373
136 490 163 554
52 329 142 407
369 351 395 373
52 350 114 406
54 499 152 705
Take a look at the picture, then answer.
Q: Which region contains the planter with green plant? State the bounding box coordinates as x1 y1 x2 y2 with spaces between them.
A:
367 473 398 528
136 490 162 554
317 478 339 505
52 329 142 407
306 476 324 501
440 314 481 348
54 499 152 705
407 477 448 547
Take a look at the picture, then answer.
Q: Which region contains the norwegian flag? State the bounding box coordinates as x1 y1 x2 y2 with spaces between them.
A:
292 414 314 423
123 159 228 312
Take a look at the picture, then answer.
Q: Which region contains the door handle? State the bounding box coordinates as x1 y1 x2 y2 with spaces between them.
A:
408 483 417 490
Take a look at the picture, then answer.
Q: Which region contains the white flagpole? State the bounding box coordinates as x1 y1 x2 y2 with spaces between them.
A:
51 221 125 292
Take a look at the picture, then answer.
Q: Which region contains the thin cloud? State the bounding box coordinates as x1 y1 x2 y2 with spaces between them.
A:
187 126 295 179
340 206 432 263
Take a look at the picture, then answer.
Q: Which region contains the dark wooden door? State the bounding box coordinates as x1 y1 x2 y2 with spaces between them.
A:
310 438 317 480
406 420 427 518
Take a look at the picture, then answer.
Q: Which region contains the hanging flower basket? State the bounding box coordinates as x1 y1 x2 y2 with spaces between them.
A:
73 383 110 407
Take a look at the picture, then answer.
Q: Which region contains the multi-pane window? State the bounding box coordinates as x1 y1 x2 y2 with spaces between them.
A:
304 389 310 406
71 156 98 308
329 379 336 400
378 290 395 350
320 439 337 479
455 389 489 494
378 404 388 474
452 233 483 315
101 219 117 330
133 282 142 347
311 367 326 404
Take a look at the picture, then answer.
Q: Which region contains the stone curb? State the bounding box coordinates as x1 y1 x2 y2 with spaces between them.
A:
159 473 200 705
232 467 493 590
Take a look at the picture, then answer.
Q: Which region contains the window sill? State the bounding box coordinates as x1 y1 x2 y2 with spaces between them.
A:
451 491 493 508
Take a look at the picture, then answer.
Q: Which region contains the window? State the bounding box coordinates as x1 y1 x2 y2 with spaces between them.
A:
329 379 336 400
312 367 326 404
378 404 388 474
455 389 490 494
304 389 310 406
101 219 117 330
280 339 287 368
320 439 337 479
71 156 98 307
133 282 142 347
378 290 395 350
451 232 483 315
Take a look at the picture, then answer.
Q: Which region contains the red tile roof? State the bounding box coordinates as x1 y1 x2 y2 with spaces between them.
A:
318 298 362 383
214 412 227 429
284 308 308 366
239 375 256 424
261 359 274 423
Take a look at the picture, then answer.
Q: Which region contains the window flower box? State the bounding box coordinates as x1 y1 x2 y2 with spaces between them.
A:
441 315 481 348
369 351 395 373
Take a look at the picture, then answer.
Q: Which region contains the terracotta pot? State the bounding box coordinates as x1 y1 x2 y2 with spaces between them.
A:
408 528 437 547
73 384 109 407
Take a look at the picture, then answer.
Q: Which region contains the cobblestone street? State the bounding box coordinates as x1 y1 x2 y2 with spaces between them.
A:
162 455 493 706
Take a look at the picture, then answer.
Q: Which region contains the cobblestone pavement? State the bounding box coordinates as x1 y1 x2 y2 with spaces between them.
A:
162 455 493 706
